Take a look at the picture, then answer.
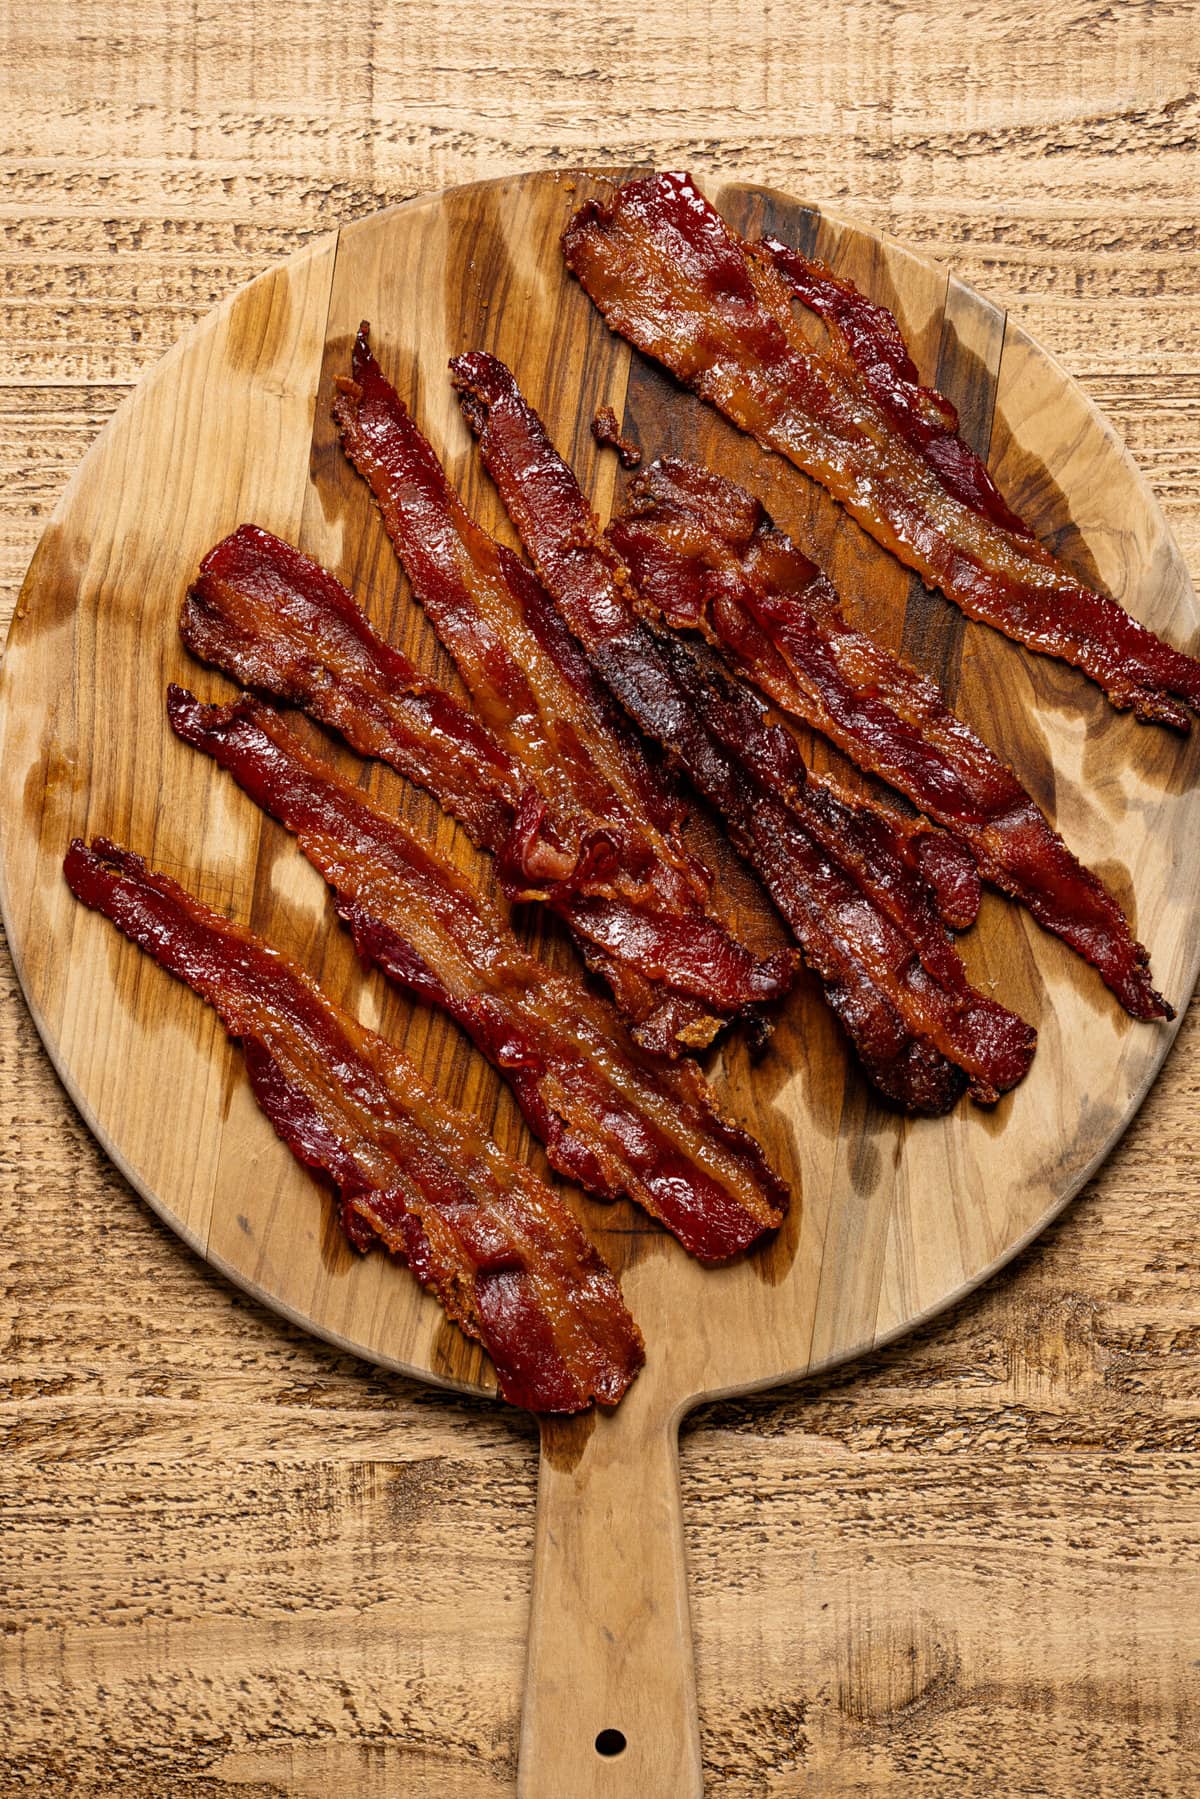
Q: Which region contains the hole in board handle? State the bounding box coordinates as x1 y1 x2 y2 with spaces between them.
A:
594 1729 627 1758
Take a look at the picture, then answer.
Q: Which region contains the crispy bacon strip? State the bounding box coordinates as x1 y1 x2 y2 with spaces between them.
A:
331 323 794 1052
334 329 684 849
562 171 1200 730
763 241 1032 539
611 458 1171 1021
182 524 791 1058
182 523 521 847
450 352 1036 1113
62 837 644 1412
167 685 789 1260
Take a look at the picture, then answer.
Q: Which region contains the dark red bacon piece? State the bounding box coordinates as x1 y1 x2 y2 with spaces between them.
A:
450 351 1036 1112
612 458 1171 1021
333 329 684 847
182 523 792 1057
761 242 1033 540
562 171 1200 731
167 685 789 1260
62 836 644 1412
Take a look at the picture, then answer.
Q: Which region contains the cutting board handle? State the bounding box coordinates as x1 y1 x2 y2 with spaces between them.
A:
517 1375 702 1798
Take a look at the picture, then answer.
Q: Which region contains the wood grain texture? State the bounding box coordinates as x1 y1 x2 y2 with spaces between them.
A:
2 4 1199 1793
522 1386 701 1797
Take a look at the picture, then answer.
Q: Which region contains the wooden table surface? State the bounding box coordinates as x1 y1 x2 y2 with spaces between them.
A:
2 4 1198 1793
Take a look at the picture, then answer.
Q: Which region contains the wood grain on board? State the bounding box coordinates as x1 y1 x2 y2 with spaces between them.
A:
2 5 1199 1794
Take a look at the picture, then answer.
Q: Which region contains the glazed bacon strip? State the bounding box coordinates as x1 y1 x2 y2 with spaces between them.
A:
611 458 1171 1021
331 324 793 1054
334 329 685 852
562 171 1200 730
450 352 1036 1113
181 525 790 1058
62 837 644 1413
182 523 520 848
762 240 1032 539
167 686 788 1260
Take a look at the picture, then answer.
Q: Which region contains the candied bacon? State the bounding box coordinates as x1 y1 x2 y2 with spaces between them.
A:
762 244 1033 540
167 685 789 1261
181 523 792 1058
62 836 644 1412
450 351 1036 1112
562 171 1200 731
331 323 794 1051
182 523 520 848
611 457 1171 1021
592 403 642 467
333 330 683 847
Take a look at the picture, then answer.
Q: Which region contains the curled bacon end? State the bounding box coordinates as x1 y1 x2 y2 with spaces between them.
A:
166 685 789 1261
563 171 1200 732
63 836 644 1412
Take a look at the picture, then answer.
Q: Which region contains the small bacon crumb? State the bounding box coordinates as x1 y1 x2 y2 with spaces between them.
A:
592 404 641 468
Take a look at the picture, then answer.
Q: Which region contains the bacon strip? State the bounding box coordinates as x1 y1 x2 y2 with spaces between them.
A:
562 171 1200 731
332 325 793 1054
450 352 1037 1113
62 837 644 1412
611 458 1171 1021
182 523 521 848
167 685 789 1261
334 329 685 848
182 524 791 1057
762 240 1032 540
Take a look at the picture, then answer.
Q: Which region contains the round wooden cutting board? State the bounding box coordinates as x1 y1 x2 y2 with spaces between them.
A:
2 170 1198 1797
